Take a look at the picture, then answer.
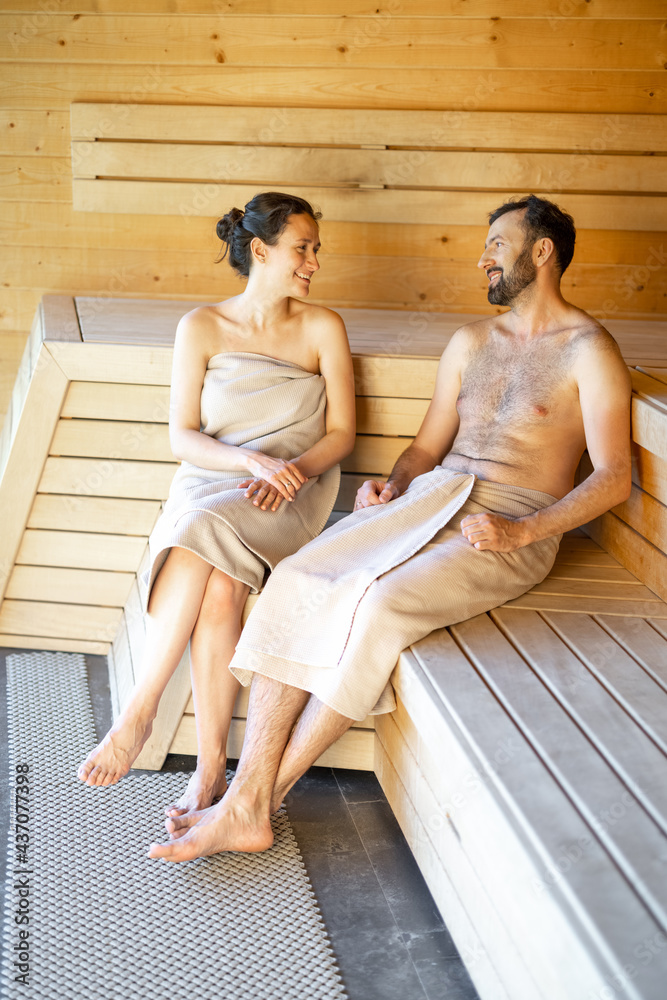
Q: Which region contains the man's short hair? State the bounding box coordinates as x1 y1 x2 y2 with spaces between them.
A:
488 195 576 275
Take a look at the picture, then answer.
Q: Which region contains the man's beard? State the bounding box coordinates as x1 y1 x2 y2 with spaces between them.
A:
487 242 537 305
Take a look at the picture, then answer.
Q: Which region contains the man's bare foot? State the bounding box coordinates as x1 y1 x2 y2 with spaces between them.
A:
77 711 154 787
148 796 273 861
164 763 228 817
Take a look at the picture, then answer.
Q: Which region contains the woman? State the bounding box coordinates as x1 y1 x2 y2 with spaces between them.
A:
77 192 356 817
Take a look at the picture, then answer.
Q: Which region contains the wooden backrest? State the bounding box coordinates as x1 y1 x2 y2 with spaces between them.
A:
581 369 667 602
0 295 440 654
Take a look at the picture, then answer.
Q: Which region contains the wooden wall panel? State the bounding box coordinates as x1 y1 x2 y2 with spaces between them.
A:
2 4 666 425
2 16 665 71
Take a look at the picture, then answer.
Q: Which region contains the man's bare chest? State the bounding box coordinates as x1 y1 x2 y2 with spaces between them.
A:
456 342 577 426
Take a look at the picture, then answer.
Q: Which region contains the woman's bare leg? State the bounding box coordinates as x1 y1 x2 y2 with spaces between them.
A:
164 570 250 816
77 547 214 787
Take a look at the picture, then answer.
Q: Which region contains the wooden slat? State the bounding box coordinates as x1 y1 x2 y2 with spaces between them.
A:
27 493 161 536
70 105 667 151
595 615 667 692
109 612 134 720
5 203 665 268
528 577 659 603
546 563 639 584
72 140 667 194
168 714 376 770
640 368 667 385
41 294 82 343
503 592 667 618
16 528 148 572
9 16 665 70
353 356 438 398
38 456 177 500
630 369 667 413
7 65 664 116
51 418 174 463
583 511 667 604
342 435 408 476
543 611 667 750
6 2 666 19
492 608 667 833
0 338 69 603
0 599 121 643
632 396 667 462
62 381 170 422
632 442 667 508
399 639 666 998
612 484 667 554
73 181 667 233
44 342 174 385
356 396 428 436
6 565 134 607
455 611 667 926
0 634 109 655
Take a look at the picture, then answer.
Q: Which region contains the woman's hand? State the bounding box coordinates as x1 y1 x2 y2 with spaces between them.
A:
238 478 289 512
242 453 307 502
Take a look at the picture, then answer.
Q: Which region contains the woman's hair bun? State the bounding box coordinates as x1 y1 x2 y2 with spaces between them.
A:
216 207 245 244
215 192 321 277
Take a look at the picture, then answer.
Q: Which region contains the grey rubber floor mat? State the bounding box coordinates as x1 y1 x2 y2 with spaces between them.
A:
1 651 347 999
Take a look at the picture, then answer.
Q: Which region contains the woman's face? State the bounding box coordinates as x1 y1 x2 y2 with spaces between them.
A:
260 213 321 296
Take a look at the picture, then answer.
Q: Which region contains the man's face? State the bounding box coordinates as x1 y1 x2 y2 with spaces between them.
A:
478 211 537 306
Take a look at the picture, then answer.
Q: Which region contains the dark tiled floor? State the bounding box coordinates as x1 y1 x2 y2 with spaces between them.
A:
0 648 479 1000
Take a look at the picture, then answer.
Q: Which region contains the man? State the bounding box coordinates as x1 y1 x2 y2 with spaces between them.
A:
148 194 631 862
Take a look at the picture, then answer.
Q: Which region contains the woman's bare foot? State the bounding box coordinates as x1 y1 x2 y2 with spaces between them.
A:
148 794 273 861
164 762 228 817
77 710 154 787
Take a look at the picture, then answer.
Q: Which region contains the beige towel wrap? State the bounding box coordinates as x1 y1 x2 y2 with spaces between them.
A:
230 469 561 720
144 352 340 607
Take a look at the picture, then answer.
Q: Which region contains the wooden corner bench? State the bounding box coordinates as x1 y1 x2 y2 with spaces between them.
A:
1 294 667 999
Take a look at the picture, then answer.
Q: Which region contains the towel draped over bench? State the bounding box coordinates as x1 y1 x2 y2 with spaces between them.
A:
143 352 340 606
230 469 561 720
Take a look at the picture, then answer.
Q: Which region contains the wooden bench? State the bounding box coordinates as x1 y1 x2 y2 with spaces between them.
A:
1 294 667 998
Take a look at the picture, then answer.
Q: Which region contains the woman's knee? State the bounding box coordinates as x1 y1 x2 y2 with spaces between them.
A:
198 570 248 622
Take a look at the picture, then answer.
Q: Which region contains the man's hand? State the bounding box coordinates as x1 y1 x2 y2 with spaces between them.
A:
354 480 400 510
461 512 529 551
238 478 290 512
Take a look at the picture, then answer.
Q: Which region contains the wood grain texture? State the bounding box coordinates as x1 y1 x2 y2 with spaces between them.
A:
6 64 664 115
27 493 161 535
0 341 69 603
73 181 667 234
7 16 666 70
0 598 121 642
3 202 664 267
168 714 376 770
70 103 667 149
583 511 667 603
4 1 667 16
72 140 667 194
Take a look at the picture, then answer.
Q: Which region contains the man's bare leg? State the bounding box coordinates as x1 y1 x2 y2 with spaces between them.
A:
270 696 354 813
77 548 214 787
164 571 250 816
147 674 310 861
